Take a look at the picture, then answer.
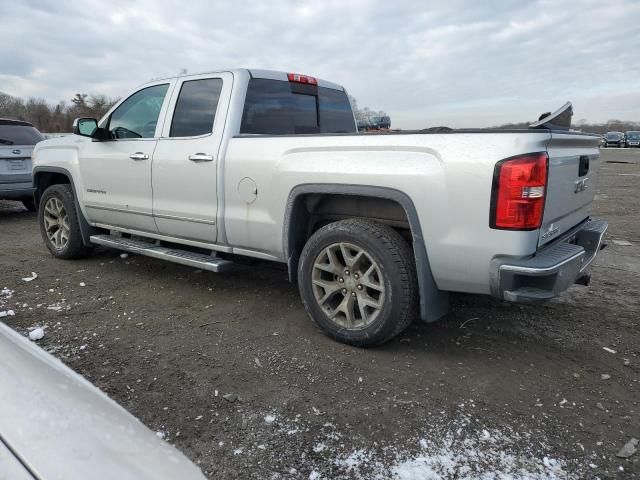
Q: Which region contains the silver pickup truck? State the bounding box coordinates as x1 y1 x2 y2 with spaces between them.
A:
31 68 607 346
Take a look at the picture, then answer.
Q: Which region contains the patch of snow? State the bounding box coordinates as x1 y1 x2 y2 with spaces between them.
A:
47 301 69 312
309 471 321 480
29 327 45 341
611 239 632 246
327 415 575 479
264 414 276 424
233 447 244 455
314 443 327 453
0 310 15 317
156 430 166 440
22 272 38 282
79 282 86 287
120 253 129 259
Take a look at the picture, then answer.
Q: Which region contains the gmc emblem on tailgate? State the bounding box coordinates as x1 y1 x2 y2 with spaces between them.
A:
574 177 589 193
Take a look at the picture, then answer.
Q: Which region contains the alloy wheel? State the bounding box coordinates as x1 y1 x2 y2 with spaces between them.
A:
311 242 385 329
43 197 70 250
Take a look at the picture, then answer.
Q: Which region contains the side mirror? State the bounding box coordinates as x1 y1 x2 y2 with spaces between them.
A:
73 118 99 138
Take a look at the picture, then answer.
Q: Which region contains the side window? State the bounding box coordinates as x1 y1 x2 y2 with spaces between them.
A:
109 84 169 139
170 78 223 137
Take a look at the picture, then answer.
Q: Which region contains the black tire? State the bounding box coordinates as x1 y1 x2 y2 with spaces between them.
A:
22 198 36 212
38 184 93 259
298 219 417 347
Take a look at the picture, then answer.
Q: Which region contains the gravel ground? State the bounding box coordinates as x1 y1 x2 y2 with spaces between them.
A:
1 148 639 479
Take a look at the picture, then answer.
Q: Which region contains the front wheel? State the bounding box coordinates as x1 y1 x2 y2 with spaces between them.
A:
298 219 417 347
38 184 93 259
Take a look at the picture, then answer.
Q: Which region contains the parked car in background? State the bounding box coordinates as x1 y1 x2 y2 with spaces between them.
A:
357 118 373 131
32 70 607 346
0 119 44 210
604 131 625 148
624 131 640 147
377 115 391 129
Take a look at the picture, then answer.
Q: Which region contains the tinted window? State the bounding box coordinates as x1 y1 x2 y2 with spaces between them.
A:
318 88 357 133
109 84 169 139
0 125 44 145
170 78 223 137
240 78 355 135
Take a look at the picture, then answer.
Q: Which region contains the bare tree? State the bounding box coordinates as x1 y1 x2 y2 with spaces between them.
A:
0 92 118 132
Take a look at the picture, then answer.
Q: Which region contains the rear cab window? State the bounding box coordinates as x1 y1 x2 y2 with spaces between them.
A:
0 122 44 146
240 78 356 135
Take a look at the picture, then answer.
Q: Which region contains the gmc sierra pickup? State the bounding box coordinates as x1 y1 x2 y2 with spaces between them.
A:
31 69 607 346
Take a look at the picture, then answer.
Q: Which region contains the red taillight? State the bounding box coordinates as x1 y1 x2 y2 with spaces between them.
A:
490 152 548 230
287 73 318 85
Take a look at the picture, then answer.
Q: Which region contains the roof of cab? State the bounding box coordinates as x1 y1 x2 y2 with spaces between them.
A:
0 118 34 127
151 68 346 91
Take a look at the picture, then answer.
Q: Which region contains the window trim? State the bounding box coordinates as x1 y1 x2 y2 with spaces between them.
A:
102 81 174 142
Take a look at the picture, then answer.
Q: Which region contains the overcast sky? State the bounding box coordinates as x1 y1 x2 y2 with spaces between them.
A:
2 0 639 128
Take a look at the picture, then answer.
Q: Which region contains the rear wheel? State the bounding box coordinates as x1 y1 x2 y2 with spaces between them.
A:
298 219 417 347
38 184 93 259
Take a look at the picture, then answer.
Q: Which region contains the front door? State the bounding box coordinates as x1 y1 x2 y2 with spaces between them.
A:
79 82 172 232
152 73 232 243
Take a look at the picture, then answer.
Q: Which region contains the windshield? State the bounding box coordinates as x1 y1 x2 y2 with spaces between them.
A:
605 132 622 139
0 124 44 145
626 132 640 140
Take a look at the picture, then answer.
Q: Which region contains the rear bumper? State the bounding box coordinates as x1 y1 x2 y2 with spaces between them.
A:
490 218 608 303
0 181 35 199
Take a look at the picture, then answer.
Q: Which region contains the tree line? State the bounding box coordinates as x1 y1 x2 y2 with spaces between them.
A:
1 90 636 135
0 92 118 133
349 95 388 127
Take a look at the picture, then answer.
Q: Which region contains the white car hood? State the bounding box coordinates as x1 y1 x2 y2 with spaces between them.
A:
0 322 205 480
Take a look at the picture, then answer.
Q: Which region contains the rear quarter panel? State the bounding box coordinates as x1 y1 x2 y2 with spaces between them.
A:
224 131 551 294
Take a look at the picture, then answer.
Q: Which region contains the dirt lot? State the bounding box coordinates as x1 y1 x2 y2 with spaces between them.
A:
1 148 639 479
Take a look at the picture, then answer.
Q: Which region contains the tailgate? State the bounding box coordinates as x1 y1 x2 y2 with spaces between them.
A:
539 132 601 246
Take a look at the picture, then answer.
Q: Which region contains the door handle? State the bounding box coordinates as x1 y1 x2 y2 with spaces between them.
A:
130 152 149 161
188 153 214 162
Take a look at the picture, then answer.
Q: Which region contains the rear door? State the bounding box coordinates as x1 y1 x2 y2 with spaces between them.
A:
539 132 601 246
151 72 232 243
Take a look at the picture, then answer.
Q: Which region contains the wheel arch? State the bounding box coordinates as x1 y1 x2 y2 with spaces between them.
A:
33 166 97 247
283 184 449 322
